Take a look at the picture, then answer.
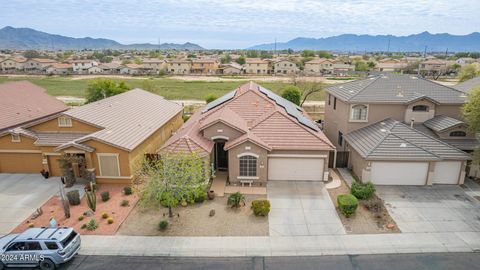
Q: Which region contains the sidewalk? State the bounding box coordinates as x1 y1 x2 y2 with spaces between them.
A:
79 231 480 257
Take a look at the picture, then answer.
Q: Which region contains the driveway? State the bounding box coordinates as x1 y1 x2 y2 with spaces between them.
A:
267 181 345 236
376 181 480 233
0 174 59 235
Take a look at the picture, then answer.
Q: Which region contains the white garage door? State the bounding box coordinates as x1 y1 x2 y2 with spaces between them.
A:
371 162 428 185
268 157 324 181
432 161 461 184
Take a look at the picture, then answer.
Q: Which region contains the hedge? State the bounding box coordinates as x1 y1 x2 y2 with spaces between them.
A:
337 194 358 217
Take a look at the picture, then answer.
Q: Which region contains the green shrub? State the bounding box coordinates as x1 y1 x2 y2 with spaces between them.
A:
337 194 358 217
281 86 301 105
227 192 245 208
66 190 81 206
86 219 98 231
351 181 376 200
159 220 169 230
123 186 133 195
363 197 384 213
194 188 207 203
121 200 129 207
251 200 271 216
100 191 110 202
205 93 218 103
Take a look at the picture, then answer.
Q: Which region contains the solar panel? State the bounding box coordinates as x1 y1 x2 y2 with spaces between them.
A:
258 86 319 131
202 90 236 113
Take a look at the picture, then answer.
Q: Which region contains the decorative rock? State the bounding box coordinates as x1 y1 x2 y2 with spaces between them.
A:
387 223 395 229
84 210 94 217
209 209 215 217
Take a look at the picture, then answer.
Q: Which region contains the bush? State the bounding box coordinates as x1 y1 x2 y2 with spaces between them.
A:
337 194 358 217
251 200 271 216
28 223 35 228
363 197 384 213
204 93 218 103
121 200 129 207
107 218 114 224
227 192 245 208
351 181 376 200
194 188 207 203
86 219 98 231
101 212 109 219
100 191 110 202
123 186 133 195
81 224 87 229
66 190 81 206
281 86 301 106
78 216 84 221
159 220 169 230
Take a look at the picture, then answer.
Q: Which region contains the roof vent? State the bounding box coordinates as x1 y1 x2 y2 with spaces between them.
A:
410 76 418 79
459 93 467 98
400 143 407 148
382 76 388 79
339 86 343 89
380 128 387 132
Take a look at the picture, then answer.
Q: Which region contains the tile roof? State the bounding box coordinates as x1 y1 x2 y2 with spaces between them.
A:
344 118 470 161
453 76 480 93
305 58 333 64
34 132 90 146
160 82 334 155
64 89 183 151
412 123 480 151
0 81 68 132
326 74 467 104
423 115 465 132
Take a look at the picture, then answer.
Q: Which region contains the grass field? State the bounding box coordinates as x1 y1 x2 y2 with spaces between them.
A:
0 76 325 101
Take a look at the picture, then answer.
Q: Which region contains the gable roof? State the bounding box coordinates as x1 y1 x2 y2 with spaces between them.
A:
453 76 480 93
326 74 467 104
344 118 470 161
0 81 68 132
423 115 465 132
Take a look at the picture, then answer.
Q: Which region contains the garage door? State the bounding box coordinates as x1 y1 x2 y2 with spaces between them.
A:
268 157 324 181
0 153 44 173
432 161 461 184
371 162 428 185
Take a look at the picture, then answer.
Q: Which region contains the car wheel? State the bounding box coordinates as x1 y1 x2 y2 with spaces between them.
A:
39 259 56 270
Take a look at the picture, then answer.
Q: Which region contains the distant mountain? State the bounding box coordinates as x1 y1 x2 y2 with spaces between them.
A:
248 32 480 52
0 26 204 50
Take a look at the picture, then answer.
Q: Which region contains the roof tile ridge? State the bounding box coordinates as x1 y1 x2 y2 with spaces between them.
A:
347 75 381 101
363 120 393 158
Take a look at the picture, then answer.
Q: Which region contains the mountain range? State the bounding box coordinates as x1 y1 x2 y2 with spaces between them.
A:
0 26 204 50
248 32 480 52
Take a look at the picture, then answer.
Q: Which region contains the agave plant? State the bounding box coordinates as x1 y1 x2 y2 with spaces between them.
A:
227 192 245 208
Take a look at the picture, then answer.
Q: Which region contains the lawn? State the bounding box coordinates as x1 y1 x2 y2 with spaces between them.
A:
0 76 326 101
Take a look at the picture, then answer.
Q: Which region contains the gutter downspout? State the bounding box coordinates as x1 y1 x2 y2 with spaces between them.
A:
333 149 337 169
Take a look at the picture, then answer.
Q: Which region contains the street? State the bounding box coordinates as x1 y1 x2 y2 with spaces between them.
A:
57 253 480 270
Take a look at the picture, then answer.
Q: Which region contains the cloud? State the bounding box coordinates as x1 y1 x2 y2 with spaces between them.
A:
1 0 478 48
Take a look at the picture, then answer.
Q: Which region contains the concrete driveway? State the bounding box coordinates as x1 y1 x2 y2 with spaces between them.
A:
376 181 480 233
0 174 59 235
267 181 345 236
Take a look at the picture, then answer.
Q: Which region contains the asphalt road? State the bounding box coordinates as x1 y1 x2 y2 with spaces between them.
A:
55 253 480 270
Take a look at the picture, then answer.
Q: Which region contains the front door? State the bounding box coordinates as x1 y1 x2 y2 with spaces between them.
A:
215 141 228 171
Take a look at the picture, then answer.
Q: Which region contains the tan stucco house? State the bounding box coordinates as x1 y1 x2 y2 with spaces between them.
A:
324 74 476 185
305 58 334 75
161 82 335 186
244 59 271 75
0 88 183 183
273 59 299 75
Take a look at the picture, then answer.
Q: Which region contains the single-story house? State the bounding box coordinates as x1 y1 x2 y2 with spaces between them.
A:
0 89 183 183
160 82 335 186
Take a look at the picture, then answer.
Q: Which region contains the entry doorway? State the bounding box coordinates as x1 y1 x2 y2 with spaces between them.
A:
214 140 228 171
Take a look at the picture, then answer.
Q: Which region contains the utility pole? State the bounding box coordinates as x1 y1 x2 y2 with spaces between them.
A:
274 37 277 56
158 37 161 51
423 45 428 58
387 38 391 54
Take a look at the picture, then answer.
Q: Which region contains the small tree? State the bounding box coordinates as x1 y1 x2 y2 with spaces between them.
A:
463 87 480 166
221 54 232 64
235 56 246 65
281 86 301 106
86 79 130 103
458 64 480 82
205 93 218 103
136 152 208 217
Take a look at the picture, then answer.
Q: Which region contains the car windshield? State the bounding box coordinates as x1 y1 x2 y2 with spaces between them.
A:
60 231 77 248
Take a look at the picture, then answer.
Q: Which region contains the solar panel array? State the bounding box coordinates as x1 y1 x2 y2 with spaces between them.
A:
202 90 237 113
258 86 319 131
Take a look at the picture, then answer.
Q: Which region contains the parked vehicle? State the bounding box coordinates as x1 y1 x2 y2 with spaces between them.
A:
0 227 81 270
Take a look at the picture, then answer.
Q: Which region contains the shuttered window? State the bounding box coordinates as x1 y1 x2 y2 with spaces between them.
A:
98 154 120 177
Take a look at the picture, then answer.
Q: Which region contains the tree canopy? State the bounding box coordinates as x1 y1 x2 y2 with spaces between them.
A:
458 64 480 82
235 56 246 65
463 87 480 165
281 85 302 106
85 79 130 103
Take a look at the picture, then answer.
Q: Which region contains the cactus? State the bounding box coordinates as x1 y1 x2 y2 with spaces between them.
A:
86 182 96 212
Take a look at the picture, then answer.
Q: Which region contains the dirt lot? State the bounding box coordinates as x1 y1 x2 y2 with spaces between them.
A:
118 195 269 236
327 179 400 234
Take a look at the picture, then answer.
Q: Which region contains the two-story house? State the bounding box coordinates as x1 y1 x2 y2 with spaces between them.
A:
23 58 57 73
304 58 334 75
272 59 299 75
324 74 474 185
244 59 270 75
161 82 335 186
142 59 167 74
0 88 183 184
71 60 99 74
191 59 219 75
167 60 192 75
0 58 27 73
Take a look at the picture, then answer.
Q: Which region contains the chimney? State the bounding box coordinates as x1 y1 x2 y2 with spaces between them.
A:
410 119 415 128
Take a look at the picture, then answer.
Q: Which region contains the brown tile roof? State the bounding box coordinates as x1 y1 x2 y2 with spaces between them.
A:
30 58 57 63
160 82 334 155
305 58 333 64
0 81 68 131
246 58 268 64
49 63 72 69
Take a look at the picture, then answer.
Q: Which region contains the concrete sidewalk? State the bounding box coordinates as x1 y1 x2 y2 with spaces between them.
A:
79 231 480 257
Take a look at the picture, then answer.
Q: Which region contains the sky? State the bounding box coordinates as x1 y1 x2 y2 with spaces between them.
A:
1 0 479 49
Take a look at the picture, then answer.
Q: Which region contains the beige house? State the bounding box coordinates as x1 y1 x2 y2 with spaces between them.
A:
191 59 219 75
304 58 334 75
161 82 334 186
332 61 355 74
375 58 407 72
0 58 26 72
273 59 299 75
46 63 73 75
142 59 167 74
418 59 447 75
23 58 57 73
219 63 244 74
324 74 476 185
167 60 191 75
244 58 270 75
72 60 98 74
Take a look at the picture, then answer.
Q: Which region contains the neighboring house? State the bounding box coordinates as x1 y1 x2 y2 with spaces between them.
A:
453 76 480 93
375 58 407 72
332 61 355 74
244 58 270 75
304 58 334 75
456 57 476 66
142 59 167 74
161 82 335 186
219 63 244 75
0 81 68 133
72 60 98 74
324 74 476 185
98 63 123 74
23 58 57 73
46 63 73 75
120 64 144 75
167 60 191 75
87 66 104 74
0 58 26 72
0 89 183 183
272 59 299 75
418 59 447 75
191 59 219 75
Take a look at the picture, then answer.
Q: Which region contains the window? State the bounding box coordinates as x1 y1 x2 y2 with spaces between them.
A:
45 242 59 250
328 94 331 105
449 131 466 137
338 131 343 146
333 97 337 110
239 155 257 177
412 105 429 112
11 133 20 142
351 104 368 121
61 231 78 248
7 242 26 251
97 154 120 177
25 242 42 251
58 117 72 127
